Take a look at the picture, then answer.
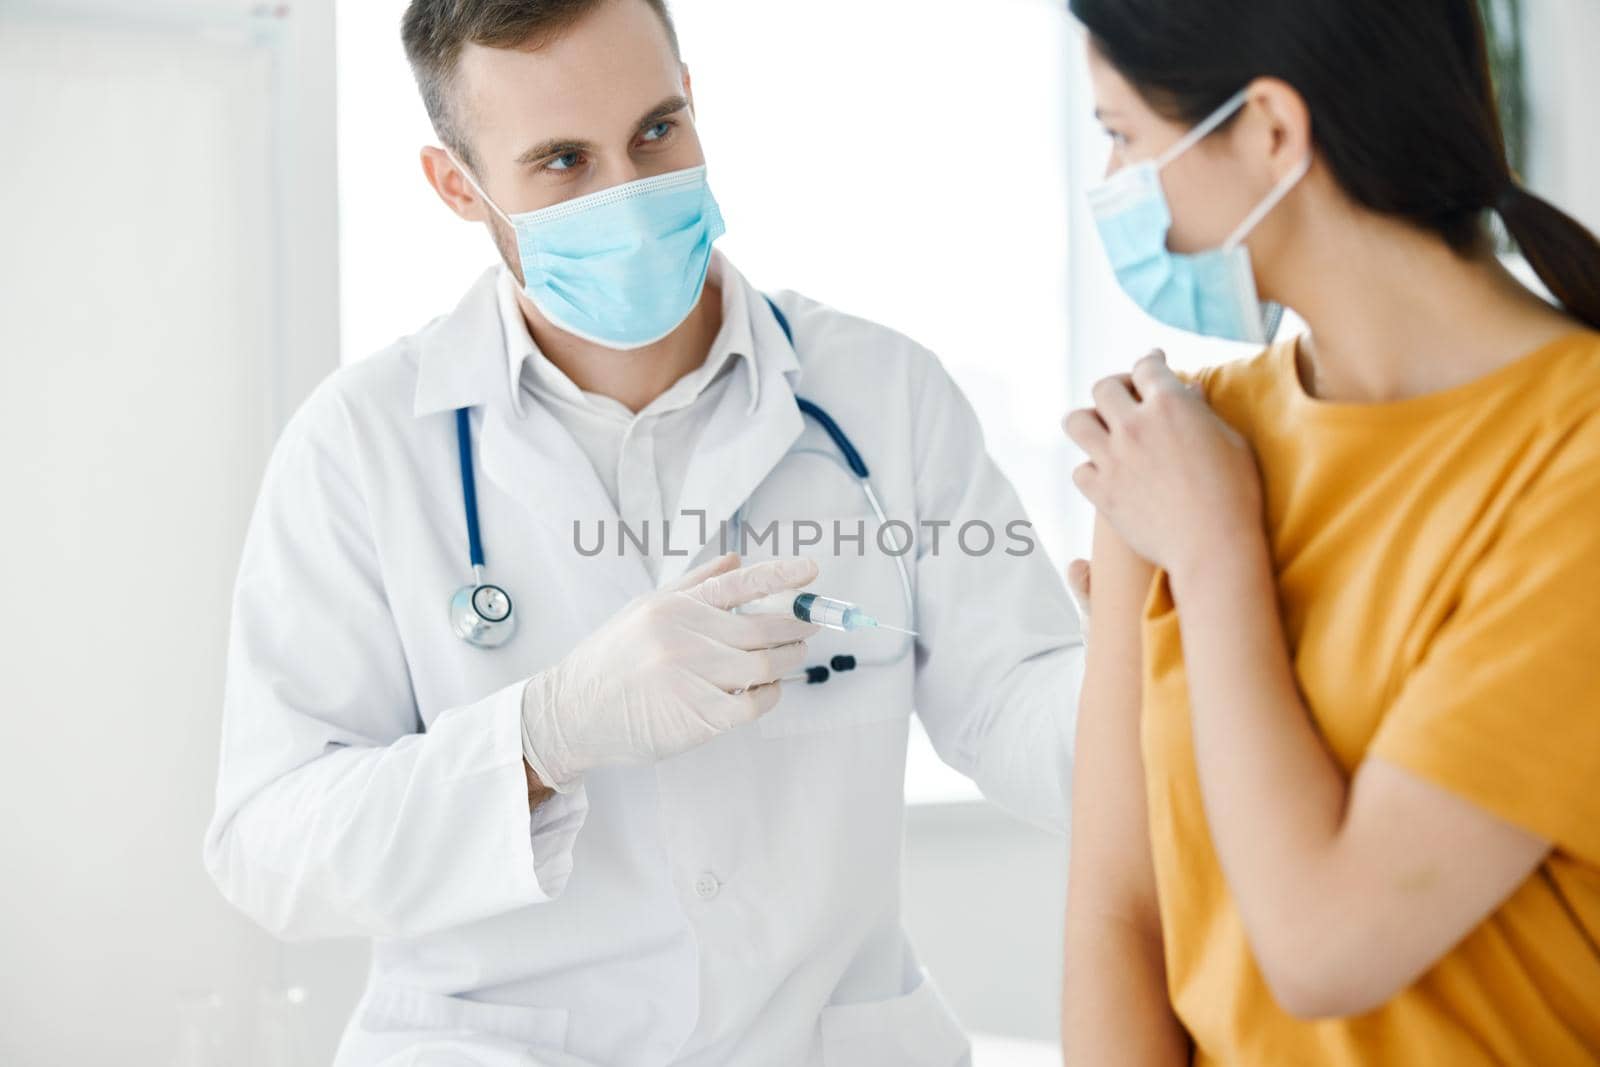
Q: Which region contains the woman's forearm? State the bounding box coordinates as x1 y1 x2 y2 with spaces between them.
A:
1063 913 1190 1065
1063 515 1191 1062
1168 535 1353 995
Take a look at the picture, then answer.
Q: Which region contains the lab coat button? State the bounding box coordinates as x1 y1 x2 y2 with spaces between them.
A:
693 872 721 900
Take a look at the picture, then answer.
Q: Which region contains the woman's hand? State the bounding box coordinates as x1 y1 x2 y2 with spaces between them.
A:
1063 350 1264 581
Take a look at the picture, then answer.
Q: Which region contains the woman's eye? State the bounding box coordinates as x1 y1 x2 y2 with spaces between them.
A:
546 151 585 173
640 121 674 144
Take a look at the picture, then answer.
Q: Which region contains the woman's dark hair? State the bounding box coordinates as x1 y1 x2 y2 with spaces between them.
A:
1070 0 1600 329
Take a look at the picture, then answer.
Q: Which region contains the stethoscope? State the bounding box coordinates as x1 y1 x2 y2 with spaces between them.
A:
447 405 516 647
449 296 918 685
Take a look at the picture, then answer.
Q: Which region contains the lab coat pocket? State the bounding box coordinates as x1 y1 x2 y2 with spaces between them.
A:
359 981 570 1055
819 971 970 1067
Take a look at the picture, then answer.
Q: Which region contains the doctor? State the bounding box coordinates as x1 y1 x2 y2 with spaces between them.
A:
205 0 1085 1064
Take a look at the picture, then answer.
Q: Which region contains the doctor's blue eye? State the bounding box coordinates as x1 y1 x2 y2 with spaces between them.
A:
546 151 585 173
640 121 674 144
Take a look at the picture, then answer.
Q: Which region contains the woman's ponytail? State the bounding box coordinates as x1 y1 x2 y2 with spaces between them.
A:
1497 184 1600 330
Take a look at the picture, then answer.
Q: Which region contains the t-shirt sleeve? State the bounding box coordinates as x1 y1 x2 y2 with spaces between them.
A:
1174 360 1226 404
1174 365 1210 391
1370 410 1600 864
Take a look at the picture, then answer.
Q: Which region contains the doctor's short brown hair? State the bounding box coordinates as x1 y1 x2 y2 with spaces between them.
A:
401 0 682 169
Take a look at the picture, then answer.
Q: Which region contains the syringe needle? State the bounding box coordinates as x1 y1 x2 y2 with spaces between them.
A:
872 622 919 637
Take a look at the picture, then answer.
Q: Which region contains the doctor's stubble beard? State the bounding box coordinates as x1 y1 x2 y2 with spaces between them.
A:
487 215 526 290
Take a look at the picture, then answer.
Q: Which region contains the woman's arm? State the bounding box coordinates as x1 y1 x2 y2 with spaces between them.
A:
1061 514 1189 1065
1171 541 1548 1019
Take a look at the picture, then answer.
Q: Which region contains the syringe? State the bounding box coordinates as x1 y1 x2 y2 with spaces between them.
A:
737 591 918 636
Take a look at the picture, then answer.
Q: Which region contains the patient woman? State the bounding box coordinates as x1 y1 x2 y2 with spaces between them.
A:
1059 1 1600 1064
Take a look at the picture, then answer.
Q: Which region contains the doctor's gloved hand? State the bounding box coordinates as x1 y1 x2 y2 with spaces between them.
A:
519 553 820 791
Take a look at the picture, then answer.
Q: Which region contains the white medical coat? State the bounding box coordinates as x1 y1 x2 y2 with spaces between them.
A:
205 263 1085 1067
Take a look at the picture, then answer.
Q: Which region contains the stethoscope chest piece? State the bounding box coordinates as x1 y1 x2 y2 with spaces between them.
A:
450 582 517 648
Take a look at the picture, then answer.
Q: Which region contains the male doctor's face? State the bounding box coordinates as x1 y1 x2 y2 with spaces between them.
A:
423 0 707 285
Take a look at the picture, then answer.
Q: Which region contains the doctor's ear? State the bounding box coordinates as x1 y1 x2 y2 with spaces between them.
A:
1243 77 1313 185
420 145 491 224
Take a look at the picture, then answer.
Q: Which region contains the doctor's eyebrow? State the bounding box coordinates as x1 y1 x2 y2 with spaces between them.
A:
515 137 592 168
634 94 690 130
511 96 690 168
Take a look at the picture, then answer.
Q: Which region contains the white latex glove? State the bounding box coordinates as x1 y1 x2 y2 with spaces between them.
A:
521 553 820 791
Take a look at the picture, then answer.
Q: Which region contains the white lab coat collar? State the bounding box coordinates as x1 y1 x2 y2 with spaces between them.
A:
497 251 771 420
411 268 510 419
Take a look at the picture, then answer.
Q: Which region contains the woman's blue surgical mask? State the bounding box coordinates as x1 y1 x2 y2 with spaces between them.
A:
455 160 726 350
1088 89 1311 345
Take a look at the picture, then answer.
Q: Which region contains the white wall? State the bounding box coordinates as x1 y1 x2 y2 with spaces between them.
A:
903 807 1067 1044
0 3 342 1064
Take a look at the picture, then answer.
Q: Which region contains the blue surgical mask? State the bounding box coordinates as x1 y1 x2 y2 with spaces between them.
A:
456 161 726 350
1088 89 1310 345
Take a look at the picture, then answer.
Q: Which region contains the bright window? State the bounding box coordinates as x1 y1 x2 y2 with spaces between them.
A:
336 0 1077 804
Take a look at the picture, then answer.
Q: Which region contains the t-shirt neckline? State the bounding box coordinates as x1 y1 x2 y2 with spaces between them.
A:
1283 330 1592 424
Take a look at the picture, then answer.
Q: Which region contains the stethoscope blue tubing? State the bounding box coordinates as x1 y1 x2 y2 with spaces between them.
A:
763 297 870 480
456 406 487 571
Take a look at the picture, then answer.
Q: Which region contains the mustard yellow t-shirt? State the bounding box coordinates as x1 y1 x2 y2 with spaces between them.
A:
1143 332 1600 1066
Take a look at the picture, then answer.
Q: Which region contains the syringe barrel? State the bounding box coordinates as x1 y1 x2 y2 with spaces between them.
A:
794 593 856 631
734 591 859 632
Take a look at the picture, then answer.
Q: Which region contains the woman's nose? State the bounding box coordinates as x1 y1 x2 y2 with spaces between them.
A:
1102 148 1124 181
